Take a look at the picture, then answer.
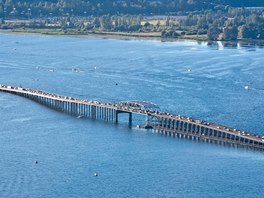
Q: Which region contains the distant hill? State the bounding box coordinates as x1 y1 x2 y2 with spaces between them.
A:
215 0 264 7
1 0 264 18
1 0 264 41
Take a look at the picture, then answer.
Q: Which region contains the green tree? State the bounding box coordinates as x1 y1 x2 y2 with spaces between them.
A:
207 26 220 40
92 17 100 28
223 26 238 40
165 16 170 26
99 15 111 30
238 25 257 39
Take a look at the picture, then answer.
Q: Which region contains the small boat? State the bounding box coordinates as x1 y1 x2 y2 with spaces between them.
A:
244 86 250 90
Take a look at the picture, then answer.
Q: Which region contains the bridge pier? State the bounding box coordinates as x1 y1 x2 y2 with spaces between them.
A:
115 110 132 125
129 112 132 125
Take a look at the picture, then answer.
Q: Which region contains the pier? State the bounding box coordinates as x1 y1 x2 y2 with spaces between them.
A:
1 84 264 150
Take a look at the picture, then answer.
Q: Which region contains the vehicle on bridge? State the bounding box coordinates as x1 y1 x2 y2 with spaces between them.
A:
115 100 160 112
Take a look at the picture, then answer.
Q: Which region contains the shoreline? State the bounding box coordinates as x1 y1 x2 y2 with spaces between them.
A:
0 28 161 40
1 28 263 46
0 28 207 42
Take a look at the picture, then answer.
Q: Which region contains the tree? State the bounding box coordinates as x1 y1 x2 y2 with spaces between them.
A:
99 15 111 30
144 21 150 27
238 25 257 39
92 17 100 28
156 20 160 27
223 26 238 40
207 26 220 40
165 16 170 26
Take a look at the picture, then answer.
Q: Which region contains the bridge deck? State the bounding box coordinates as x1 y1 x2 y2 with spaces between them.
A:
1 84 263 150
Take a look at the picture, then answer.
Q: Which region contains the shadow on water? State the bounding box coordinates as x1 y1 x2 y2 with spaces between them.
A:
206 40 264 49
144 128 264 154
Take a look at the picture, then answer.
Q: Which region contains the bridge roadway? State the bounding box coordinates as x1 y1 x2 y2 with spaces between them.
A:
1 84 264 150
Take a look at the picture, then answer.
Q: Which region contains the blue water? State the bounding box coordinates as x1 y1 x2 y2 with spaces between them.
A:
0 33 264 198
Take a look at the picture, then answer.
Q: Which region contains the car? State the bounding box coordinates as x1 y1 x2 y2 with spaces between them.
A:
196 120 201 124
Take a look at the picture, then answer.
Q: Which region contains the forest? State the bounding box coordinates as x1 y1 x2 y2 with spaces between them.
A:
1 0 264 17
0 0 264 41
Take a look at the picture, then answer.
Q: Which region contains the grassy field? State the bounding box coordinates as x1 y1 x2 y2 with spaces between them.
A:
141 20 178 26
10 28 66 35
0 27 208 42
4 28 161 37
0 28 163 41
141 20 166 26
102 31 161 37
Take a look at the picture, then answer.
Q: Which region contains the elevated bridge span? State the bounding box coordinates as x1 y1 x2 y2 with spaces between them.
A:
1 84 263 151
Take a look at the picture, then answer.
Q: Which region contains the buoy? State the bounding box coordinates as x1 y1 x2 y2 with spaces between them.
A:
187 69 191 72
94 66 97 70
94 172 98 177
244 86 250 90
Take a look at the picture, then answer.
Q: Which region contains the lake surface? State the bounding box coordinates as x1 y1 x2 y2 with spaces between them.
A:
0 33 264 198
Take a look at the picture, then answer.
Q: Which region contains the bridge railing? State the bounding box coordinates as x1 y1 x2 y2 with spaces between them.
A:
1 84 264 150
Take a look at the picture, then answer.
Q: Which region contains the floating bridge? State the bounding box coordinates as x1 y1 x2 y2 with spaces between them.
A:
1 84 264 150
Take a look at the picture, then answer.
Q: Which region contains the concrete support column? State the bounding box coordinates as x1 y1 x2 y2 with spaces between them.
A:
91 106 96 119
186 123 189 132
161 118 164 129
170 119 173 130
114 110 118 124
129 112 132 126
